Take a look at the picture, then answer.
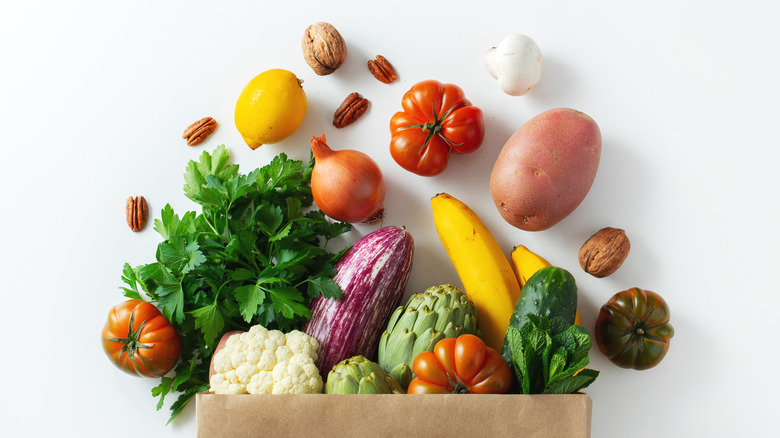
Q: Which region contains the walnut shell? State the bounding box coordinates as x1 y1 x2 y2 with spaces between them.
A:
302 22 347 76
579 227 630 278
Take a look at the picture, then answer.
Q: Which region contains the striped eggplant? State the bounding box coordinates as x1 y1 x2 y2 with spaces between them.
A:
303 226 414 376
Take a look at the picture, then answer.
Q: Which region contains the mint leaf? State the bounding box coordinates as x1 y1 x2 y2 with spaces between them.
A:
549 315 570 336
548 346 568 382
543 369 599 395
522 340 538 394
506 314 599 394
570 327 593 362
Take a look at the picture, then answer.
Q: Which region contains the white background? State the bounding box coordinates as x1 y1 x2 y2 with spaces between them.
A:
2 1 778 436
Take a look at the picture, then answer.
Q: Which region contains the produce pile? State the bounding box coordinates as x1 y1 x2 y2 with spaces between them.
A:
103 22 675 424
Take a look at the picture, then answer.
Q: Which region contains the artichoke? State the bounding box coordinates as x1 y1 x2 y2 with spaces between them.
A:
325 356 404 394
377 284 478 389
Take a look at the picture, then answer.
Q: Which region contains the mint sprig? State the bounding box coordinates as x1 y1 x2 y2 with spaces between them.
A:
505 314 599 394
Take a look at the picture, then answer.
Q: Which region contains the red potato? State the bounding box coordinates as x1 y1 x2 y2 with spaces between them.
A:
490 108 601 231
208 330 243 381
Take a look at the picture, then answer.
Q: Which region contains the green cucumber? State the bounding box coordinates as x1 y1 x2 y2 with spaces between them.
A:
501 266 578 359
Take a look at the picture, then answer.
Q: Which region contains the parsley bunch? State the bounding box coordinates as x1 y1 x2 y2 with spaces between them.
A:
119 145 351 421
504 314 599 394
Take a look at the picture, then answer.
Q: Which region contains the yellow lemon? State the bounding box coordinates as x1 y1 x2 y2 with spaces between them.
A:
234 69 307 149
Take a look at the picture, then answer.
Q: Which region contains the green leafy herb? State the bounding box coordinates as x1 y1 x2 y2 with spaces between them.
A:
505 314 599 394
120 145 351 422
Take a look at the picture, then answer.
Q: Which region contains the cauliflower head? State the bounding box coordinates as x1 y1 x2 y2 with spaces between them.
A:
210 325 323 395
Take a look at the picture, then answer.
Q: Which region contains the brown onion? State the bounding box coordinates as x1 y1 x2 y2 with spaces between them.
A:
311 135 385 224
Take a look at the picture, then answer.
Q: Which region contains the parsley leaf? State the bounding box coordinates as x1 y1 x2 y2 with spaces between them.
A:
190 301 225 345
306 275 342 299
120 263 144 300
122 146 351 422
234 284 267 323
158 238 206 274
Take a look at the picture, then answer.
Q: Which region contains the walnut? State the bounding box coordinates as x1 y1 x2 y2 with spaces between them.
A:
578 227 630 278
302 22 347 76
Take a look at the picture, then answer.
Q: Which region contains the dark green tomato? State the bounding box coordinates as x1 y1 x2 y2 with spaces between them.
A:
594 288 674 370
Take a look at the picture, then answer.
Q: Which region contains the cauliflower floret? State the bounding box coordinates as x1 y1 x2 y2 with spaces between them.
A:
210 325 322 395
284 330 320 360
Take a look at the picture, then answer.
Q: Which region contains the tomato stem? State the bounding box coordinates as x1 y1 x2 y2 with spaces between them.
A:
401 103 464 155
445 372 470 394
104 309 153 366
618 306 670 355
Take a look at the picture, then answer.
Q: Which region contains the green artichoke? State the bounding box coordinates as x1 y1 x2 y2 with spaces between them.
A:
325 356 404 394
377 284 479 389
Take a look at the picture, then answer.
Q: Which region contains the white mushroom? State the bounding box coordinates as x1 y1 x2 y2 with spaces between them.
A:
484 34 543 96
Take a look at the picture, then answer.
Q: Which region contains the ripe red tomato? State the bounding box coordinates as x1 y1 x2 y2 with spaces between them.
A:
102 299 182 377
594 288 674 370
390 80 484 176
407 334 513 394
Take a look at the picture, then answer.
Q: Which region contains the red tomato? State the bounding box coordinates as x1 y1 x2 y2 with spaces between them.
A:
390 80 485 176
102 299 182 377
407 334 513 394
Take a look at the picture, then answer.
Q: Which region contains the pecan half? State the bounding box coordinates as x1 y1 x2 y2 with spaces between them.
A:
182 117 217 146
579 227 631 278
126 196 148 233
333 92 369 128
367 55 398 84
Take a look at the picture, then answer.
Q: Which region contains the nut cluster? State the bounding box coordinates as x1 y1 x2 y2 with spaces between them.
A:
333 93 369 128
182 117 217 146
302 22 347 76
579 227 630 278
126 196 148 233
367 55 398 84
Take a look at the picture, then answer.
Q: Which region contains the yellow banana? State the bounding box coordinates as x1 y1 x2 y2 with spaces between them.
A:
509 245 583 326
431 193 521 351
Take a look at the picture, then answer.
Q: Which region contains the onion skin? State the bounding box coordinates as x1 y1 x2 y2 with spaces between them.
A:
311 135 385 224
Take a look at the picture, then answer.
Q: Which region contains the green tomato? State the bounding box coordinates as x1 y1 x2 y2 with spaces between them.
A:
594 288 674 370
